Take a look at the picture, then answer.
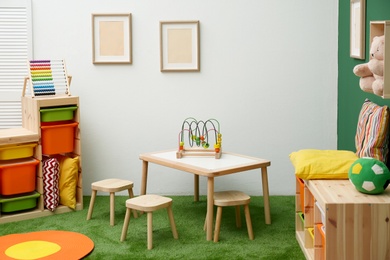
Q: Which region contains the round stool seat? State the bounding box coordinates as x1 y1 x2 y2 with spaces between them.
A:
126 194 172 212
205 190 254 242
92 178 134 192
214 190 251 206
87 178 137 226
121 194 178 249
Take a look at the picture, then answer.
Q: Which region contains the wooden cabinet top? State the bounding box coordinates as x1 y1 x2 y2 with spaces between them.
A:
0 128 39 145
306 179 390 206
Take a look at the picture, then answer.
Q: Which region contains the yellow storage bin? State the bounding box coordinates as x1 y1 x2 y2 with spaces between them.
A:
0 143 37 160
308 227 314 239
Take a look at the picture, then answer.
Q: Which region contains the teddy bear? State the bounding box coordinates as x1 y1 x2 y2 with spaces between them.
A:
353 35 385 96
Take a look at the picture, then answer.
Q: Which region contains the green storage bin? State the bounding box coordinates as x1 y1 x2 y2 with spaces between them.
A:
40 106 77 122
0 192 40 213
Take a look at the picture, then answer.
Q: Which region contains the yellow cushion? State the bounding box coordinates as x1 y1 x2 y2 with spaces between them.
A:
289 149 359 180
58 156 79 209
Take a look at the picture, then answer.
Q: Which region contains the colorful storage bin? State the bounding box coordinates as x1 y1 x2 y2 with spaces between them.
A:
296 176 305 213
308 227 314 240
317 223 325 241
0 158 39 195
40 106 77 122
0 143 37 160
40 121 78 155
298 212 304 226
0 191 40 213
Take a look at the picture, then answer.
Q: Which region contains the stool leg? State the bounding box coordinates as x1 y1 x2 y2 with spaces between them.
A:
213 206 223 242
120 208 132 241
244 204 254 240
86 190 97 220
167 205 178 239
127 188 138 218
110 192 115 226
235 205 242 228
147 212 153 250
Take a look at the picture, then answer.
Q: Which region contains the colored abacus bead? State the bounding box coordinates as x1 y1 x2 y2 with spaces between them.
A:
196 137 201 146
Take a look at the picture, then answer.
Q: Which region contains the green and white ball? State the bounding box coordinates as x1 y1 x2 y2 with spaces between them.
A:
349 157 390 194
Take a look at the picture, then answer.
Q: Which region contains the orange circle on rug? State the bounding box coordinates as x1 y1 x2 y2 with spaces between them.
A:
0 230 94 260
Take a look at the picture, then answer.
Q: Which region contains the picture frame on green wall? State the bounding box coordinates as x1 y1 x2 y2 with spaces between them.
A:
350 0 365 59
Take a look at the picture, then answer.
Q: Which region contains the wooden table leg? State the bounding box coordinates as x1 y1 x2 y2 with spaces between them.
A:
194 175 199 202
261 167 271 224
206 177 214 241
141 160 148 195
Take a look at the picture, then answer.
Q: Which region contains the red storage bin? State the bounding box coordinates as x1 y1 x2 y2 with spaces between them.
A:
40 121 78 155
0 158 39 195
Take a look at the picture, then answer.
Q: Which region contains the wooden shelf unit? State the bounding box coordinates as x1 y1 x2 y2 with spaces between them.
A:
296 178 390 260
0 95 82 224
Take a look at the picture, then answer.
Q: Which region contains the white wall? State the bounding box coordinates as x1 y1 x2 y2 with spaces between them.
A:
31 0 338 196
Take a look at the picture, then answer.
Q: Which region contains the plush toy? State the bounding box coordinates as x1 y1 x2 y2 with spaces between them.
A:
353 35 385 96
349 157 390 194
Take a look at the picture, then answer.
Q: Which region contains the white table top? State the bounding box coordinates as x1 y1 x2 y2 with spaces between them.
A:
140 150 270 176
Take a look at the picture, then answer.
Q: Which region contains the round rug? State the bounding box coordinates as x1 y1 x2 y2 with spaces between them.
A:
0 230 94 260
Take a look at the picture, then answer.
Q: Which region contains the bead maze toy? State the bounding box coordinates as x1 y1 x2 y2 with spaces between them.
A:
22 59 72 97
176 118 222 159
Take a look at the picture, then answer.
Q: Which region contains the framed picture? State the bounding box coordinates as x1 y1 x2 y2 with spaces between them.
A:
350 0 365 59
92 13 132 64
160 20 200 72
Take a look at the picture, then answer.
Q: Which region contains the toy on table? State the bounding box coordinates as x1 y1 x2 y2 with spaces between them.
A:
176 118 222 159
348 157 390 194
353 35 385 96
23 59 72 97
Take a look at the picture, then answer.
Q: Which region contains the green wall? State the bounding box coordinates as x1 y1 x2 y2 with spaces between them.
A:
338 0 390 151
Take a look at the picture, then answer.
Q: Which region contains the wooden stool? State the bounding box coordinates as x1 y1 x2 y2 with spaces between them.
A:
86 178 138 226
205 190 254 242
120 194 178 250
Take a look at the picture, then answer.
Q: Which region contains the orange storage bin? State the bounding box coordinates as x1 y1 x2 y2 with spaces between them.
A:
296 176 305 213
40 121 78 155
0 158 39 195
317 223 325 245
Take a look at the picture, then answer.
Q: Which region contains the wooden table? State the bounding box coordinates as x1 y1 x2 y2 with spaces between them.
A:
139 150 272 241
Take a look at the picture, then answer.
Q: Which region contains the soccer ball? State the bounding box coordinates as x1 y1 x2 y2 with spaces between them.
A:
348 157 390 194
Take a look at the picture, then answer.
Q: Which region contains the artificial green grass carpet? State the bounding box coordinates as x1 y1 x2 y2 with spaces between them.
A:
0 196 305 260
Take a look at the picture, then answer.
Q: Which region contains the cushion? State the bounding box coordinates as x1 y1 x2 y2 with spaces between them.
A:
42 157 60 211
58 156 79 209
289 149 359 180
355 99 390 163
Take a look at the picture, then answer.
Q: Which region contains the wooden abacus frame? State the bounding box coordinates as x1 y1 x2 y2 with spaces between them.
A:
176 147 222 159
22 59 72 98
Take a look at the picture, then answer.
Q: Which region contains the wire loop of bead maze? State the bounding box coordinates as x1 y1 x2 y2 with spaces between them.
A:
176 118 222 159
22 59 72 97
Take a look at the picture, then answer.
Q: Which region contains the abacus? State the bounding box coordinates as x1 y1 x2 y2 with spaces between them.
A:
22 59 72 97
176 118 222 159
